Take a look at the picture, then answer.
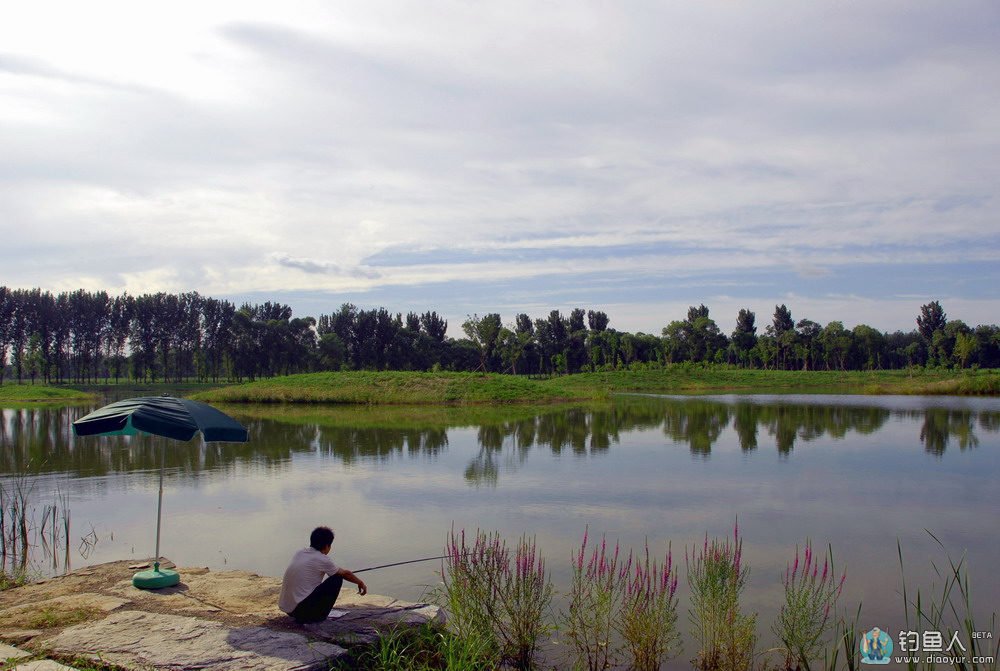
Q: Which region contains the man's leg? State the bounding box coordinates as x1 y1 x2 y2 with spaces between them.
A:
290 574 344 623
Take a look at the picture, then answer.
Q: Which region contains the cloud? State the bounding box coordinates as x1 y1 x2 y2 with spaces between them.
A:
1 1 998 331
272 253 381 279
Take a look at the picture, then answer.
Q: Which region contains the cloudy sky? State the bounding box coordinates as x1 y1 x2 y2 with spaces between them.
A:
2 1 998 334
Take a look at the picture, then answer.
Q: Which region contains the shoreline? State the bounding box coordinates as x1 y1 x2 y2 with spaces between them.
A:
190 368 1000 404
3 367 997 408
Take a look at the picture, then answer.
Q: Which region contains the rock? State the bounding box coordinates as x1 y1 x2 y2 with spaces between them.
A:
0 641 32 661
45 610 347 671
0 594 127 629
0 630 43 646
298 602 446 647
0 559 445 669
11 661 78 671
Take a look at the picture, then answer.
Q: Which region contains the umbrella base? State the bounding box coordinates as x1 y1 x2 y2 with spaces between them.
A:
133 567 180 589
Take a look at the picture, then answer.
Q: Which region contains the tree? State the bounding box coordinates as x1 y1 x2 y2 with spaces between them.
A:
587 310 609 332
462 313 502 372
0 287 11 384
420 311 448 343
852 324 885 370
772 304 794 335
819 321 851 370
661 320 689 363
729 309 757 366
772 304 795 369
795 319 821 370
318 333 346 370
917 301 947 342
953 332 978 368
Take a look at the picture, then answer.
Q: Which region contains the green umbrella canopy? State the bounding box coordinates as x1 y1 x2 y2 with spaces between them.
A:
73 396 248 442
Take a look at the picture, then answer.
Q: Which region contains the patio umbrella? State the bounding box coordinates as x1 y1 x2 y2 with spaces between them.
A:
73 396 249 589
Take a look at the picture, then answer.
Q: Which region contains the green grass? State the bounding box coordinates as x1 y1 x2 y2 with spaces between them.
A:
23 606 96 629
192 371 608 405
0 383 93 403
556 366 1000 396
217 400 588 430
191 367 1000 405
0 567 32 591
329 623 499 671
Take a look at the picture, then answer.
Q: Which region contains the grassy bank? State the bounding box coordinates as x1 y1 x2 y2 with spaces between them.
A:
191 367 1000 405
192 371 607 404
0 383 92 403
557 366 1000 396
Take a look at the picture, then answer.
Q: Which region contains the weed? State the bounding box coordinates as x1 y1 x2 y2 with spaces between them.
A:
563 527 624 671
687 522 757 671
617 540 682 671
772 541 846 670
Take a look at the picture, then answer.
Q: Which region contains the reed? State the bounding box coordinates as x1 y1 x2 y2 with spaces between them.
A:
898 532 999 671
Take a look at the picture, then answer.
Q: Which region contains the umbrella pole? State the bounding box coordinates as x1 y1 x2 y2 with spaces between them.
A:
154 440 164 570
132 439 179 589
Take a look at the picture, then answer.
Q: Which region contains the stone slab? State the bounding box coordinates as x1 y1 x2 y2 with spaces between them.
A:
0 631 43 646
11 661 77 671
0 594 128 629
300 601 446 646
44 610 346 671
0 642 32 661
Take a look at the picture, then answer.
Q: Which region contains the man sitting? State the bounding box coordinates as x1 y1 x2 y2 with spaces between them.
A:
278 526 368 624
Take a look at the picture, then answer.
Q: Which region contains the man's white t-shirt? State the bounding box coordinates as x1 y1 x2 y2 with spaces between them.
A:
278 547 340 614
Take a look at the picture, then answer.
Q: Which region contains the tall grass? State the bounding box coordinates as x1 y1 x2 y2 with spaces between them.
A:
687 523 756 671
618 541 682 671
1 469 73 585
772 541 846 671
564 528 625 671
332 623 498 671
898 532 999 671
439 527 552 670
347 526 995 671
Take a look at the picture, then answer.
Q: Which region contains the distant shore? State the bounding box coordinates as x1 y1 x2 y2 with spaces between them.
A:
189 367 1000 404
0 383 93 403
4 368 995 407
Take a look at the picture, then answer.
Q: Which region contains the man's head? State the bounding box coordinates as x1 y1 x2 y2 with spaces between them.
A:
309 526 335 553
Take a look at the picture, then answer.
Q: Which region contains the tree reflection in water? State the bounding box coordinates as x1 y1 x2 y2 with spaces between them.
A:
1 399 997 485
918 408 980 456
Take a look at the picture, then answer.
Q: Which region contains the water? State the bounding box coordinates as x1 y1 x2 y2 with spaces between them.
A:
2 393 998 665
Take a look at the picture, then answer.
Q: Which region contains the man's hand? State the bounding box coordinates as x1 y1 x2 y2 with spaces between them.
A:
338 568 367 596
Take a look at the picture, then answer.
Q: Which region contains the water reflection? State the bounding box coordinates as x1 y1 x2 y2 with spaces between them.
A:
919 408 980 455
1 398 998 481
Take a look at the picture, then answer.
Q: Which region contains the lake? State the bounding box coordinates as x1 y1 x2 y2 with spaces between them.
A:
2 393 998 666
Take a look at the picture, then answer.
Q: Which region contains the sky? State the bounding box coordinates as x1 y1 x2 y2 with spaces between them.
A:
1 1 998 335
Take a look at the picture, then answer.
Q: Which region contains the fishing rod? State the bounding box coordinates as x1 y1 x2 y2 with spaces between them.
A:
354 553 465 574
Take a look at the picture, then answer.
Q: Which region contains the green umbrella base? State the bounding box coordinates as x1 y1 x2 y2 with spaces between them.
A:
133 567 180 589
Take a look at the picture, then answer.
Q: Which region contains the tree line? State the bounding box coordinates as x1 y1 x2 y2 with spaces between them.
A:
0 286 996 385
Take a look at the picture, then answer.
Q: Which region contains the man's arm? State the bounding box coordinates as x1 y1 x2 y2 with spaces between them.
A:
335 568 368 595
